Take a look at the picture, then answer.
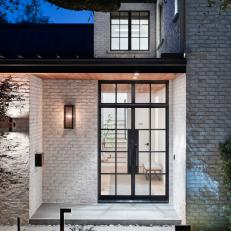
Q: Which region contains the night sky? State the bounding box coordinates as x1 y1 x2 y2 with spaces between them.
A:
9 0 94 24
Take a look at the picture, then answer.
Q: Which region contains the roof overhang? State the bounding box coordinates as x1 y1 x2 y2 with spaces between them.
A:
0 58 186 73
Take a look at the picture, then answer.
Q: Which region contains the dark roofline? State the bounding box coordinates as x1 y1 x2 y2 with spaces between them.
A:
121 0 156 3
0 58 186 73
0 23 94 28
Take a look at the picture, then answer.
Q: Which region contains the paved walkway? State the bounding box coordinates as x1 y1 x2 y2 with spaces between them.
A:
0 225 175 231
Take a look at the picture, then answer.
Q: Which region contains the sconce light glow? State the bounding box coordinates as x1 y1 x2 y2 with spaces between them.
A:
133 72 139 79
64 105 74 129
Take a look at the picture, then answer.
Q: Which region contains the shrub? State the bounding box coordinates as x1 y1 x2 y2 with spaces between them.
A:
219 139 231 230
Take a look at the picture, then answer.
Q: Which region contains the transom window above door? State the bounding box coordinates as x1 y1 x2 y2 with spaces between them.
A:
110 11 149 51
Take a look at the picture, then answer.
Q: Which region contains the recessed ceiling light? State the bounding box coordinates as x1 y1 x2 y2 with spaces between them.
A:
134 72 140 76
133 75 138 79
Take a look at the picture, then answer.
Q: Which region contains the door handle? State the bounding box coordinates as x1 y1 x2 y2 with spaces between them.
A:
128 130 132 174
135 144 138 173
128 148 132 173
145 142 149 146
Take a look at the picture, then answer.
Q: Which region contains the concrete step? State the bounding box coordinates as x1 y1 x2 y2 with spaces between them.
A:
30 204 182 226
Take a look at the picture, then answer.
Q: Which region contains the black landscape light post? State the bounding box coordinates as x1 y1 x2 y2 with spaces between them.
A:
17 217 20 231
60 208 72 231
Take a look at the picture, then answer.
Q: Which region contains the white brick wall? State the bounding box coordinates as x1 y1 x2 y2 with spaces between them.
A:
168 81 174 205
42 80 98 204
94 3 156 58
29 77 43 217
172 75 186 223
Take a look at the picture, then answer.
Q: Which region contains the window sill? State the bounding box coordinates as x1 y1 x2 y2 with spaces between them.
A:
107 50 151 54
173 12 179 23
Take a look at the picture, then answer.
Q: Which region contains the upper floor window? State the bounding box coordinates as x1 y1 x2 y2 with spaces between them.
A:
110 11 149 51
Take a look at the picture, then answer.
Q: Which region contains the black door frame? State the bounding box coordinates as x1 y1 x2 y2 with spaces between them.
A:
98 80 169 203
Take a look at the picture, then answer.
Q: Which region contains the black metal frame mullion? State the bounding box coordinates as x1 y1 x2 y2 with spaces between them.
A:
98 83 101 200
115 84 117 195
149 83 152 196
131 82 135 198
139 12 141 50
128 12 132 51
165 82 169 199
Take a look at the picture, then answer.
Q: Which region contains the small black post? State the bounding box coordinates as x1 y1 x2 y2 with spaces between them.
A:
60 208 71 231
175 225 191 231
17 217 20 231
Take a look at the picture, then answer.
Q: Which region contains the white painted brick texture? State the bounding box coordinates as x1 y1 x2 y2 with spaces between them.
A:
172 75 186 223
42 80 98 204
29 77 43 217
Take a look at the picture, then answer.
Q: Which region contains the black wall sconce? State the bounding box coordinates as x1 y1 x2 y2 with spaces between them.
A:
64 105 74 129
35 153 43 167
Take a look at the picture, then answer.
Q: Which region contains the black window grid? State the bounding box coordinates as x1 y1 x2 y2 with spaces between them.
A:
110 11 150 51
99 81 169 200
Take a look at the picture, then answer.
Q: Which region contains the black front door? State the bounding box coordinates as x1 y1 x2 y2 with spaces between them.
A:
99 81 169 202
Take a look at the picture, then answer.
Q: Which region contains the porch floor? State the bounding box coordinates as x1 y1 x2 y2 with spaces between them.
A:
30 203 181 226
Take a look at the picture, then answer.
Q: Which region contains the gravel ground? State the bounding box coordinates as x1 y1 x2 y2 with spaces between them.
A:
0 225 174 231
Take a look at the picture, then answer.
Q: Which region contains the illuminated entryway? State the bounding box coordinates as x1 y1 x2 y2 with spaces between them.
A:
99 81 168 202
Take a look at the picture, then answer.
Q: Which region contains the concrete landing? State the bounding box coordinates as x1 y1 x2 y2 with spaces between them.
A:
30 203 181 226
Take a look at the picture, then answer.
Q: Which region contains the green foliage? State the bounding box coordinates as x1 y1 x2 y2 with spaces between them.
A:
0 0 49 24
0 0 230 23
17 0 49 24
208 0 231 10
102 114 114 148
0 76 22 121
46 0 231 12
220 139 231 230
220 139 231 190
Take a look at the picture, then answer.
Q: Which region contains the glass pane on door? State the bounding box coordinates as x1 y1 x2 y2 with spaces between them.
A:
101 84 116 103
135 108 149 129
151 84 166 103
135 175 149 195
101 108 115 129
151 108 166 129
116 130 127 151
117 174 131 195
101 152 115 173
101 130 115 152
138 130 150 152
117 108 131 129
151 175 166 195
135 84 150 103
151 130 166 151
117 84 132 103
101 174 115 195
117 152 128 173
151 152 166 173
138 152 150 174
